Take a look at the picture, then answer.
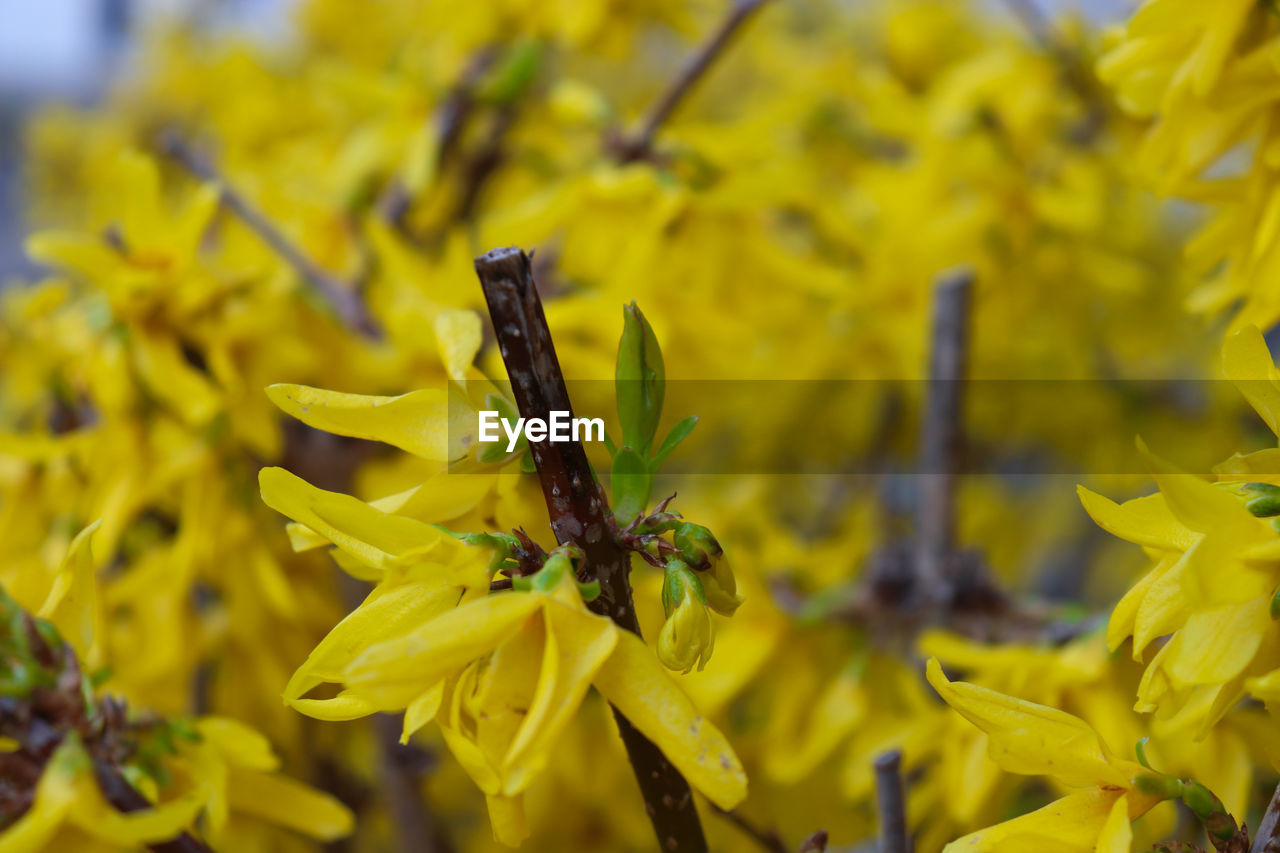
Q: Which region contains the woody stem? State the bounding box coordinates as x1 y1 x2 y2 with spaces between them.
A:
474 246 707 852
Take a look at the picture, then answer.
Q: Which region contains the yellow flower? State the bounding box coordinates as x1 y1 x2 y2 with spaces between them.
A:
0 733 206 853
283 549 746 845
926 659 1160 853
657 560 715 673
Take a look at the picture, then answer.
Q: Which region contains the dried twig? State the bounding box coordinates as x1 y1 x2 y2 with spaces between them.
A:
710 804 788 853
873 750 910 853
615 0 772 162
474 246 707 852
1253 782 1280 853
157 131 379 337
916 270 973 603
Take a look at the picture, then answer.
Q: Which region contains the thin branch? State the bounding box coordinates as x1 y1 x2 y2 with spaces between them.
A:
1253 782 1280 853
615 0 772 162
473 246 707 852
372 713 452 853
93 760 212 853
873 750 910 853
915 269 973 604
378 47 497 232
710 804 787 853
157 131 379 337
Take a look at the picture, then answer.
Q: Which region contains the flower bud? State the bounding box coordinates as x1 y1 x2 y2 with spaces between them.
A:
658 560 714 673
673 523 743 616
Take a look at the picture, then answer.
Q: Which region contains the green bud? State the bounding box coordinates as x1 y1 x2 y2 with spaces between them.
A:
1245 482 1280 517
615 302 665 457
1179 779 1226 823
673 522 721 568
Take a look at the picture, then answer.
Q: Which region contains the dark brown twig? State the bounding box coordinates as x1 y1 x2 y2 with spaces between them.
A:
710 804 788 853
873 750 910 853
473 246 706 852
799 829 830 853
916 270 973 604
615 0 772 162
157 131 379 337
1253 783 1280 853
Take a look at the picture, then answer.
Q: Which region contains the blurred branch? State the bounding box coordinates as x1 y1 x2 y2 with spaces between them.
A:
916 270 973 603
378 47 498 233
1252 782 1280 853
710 804 788 853
614 0 772 162
473 246 708 852
157 131 379 337
873 750 910 853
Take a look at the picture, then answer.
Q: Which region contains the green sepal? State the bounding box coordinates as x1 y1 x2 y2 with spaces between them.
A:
575 580 601 603
431 525 519 576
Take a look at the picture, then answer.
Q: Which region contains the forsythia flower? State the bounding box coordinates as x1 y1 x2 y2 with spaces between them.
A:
271 526 747 846
926 659 1160 852
658 559 715 673
1080 326 1280 731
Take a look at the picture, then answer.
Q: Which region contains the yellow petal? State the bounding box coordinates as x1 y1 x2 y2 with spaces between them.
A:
401 682 445 743
285 579 463 701
259 467 441 575
38 520 103 667
1223 325 1280 437
224 768 354 841
1077 487 1194 551
1167 598 1269 687
943 789 1122 853
345 592 543 709
925 659 1129 788
485 793 529 847
132 330 222 426
194 717 279 772
501 598 619 794
593 630 747 810
435 309 483 381
1094 794 1132 853
81 790 206 845
266 384 467 462
289 690 379 721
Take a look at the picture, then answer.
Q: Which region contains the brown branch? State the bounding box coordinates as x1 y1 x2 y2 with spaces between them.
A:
93 760 212 853
915 270 973 604
156 131 379 337
615 0 772 162
873 750 911 853
710 804 787 853
378 47 498 233
1253 782 1280 853
473 246 706 852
